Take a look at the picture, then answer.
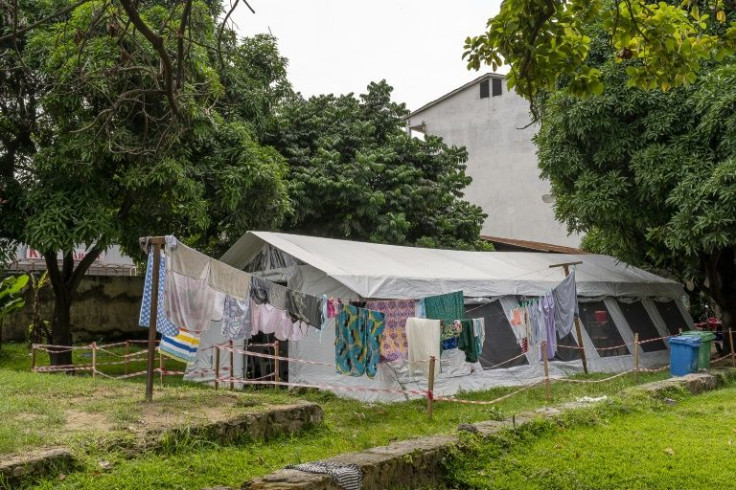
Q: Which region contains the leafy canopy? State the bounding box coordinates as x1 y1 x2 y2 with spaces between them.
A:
268 81 490 250
536 39 736 311
464 0 736 104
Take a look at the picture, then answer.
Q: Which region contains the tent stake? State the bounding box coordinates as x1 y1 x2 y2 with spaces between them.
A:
143 237 165 402
542 341 550 400
633 333 639 383
427 356 436 419
549 262 588 374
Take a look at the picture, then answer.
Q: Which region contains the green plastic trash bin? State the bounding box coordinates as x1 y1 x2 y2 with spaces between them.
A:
681 330 716 370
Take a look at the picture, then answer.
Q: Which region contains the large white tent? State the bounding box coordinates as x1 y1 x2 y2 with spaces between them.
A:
220 232 692 401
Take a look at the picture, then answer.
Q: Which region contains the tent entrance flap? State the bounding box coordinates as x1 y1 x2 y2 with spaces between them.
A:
467 302 528 369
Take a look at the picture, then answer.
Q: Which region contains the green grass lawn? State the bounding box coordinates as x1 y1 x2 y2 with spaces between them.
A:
0 342 687 489
445 382 736 489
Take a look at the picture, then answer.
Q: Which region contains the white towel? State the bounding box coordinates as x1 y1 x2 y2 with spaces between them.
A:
405 317 441 379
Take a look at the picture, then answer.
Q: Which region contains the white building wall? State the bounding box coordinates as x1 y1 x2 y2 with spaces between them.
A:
406 76 581 248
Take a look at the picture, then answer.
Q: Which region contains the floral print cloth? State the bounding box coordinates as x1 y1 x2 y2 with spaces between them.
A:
365 299 414 362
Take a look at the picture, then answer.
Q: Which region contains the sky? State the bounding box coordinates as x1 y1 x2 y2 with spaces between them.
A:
233 0 504 112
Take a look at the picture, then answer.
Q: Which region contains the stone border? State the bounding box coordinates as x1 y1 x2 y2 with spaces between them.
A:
0 448 74 489
149 402 323 449
0 402 323 488
242 372 731 490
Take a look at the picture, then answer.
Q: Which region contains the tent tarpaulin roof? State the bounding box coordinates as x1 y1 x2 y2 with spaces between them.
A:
220 232 684 300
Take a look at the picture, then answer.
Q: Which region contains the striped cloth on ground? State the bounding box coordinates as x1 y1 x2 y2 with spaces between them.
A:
286 462 362 490
159 330 200 363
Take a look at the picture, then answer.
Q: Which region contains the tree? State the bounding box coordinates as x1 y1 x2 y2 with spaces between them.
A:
0 1 291 364
464 0 736 108
267 81 490 250
0 274 29 349
534 33 736 328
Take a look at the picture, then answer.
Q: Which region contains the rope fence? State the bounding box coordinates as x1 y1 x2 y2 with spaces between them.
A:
30 328 735 418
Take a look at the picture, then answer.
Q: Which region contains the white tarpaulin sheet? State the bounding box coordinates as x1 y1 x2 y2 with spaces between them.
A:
221 232 685 300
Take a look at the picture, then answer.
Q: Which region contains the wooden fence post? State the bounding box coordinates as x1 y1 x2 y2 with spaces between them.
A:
124 340 130 375
214 345 220 390
729 329 735 369
144 237 165 402
31 345 36 372
91 342 97 378
542 341 550 400
273 340 280 388
229 339 234 391
159 351 165 385
427 356 436 419
633 333 639 383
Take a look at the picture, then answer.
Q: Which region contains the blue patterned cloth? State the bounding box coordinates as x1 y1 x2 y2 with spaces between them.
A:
139 251 179 336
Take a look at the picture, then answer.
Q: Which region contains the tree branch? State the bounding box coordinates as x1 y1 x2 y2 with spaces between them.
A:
217 0 241 67
118 0 179 114
176 0 192 89
0 0 94 43
69 245 104 294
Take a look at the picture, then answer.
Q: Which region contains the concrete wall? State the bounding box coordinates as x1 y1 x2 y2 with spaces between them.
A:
406 75 581 248
2 275 144 343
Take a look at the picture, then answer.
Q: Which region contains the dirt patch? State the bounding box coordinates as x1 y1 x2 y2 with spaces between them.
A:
65 411 113 433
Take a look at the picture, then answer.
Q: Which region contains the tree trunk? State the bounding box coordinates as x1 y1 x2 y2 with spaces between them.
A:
50 290 73 366
44 248 103 366
704 248 736 354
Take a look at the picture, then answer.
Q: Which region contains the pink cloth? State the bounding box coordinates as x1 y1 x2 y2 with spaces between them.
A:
365 299 415 362
164 270 216 333
250 301 292 340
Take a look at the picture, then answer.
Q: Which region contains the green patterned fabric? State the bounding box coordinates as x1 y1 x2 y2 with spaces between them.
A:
362 309 385 379
335 304 365 376
424 291 464 322
457 319 479 363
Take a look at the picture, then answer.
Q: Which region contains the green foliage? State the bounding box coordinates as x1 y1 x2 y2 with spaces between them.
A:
0 274 28 322
0 1 293 349
464 0 736 105
535 44 736 313
268 81 490 250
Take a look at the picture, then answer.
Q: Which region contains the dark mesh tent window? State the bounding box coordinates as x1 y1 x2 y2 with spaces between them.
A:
616 300 667 352
466 302 528 369
655 301 691 335
579 301 630 357
555 331 582 362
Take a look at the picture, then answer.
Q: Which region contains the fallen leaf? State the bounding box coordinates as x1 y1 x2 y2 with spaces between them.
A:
98 460 113 470
664 448 675 456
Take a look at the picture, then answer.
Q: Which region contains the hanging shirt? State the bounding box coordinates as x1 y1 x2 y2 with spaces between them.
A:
139 250 180 337
289 320 310 342
527 300 543 346
250 300 292 339
542 292 557 360
553 270 579 338
457 319 480 363
365 299 414 362
335 304 366 377
424 291 464 322
472 318 486 354
221 295 251 340
286 289 323 329
164 270 217 333
268 283 290 311
405 317 441 379
208 258 250 300
362 309 385 379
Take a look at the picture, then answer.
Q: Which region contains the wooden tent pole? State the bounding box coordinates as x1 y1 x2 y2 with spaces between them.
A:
144 236 166 402
549 262 588 374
